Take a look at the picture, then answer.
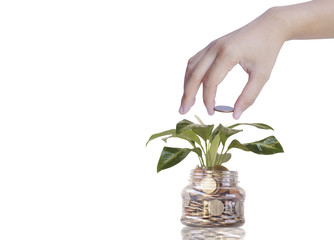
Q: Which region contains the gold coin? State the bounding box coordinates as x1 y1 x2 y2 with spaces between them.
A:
212 165 229 173
214 105 234 113
208 200 225 216
200 177 218 194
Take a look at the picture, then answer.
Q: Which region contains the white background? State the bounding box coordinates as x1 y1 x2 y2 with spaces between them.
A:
1 0 333 239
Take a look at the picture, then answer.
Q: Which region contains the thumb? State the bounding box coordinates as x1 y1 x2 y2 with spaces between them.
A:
233 71 269 120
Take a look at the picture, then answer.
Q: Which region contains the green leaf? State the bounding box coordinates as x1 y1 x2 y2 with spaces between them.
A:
210 125 220 141
227 139 250 152
146 129 175 146
161 136 173 143
147 122 203 152
207 134 221 167
220 124 243 145
192 147 203 159
176 119 214 142
194 124 215 142
157 147 199 173
176 119 194 133
160 129 202 149
211 124 242 146
227 136 284 155
178 129 202 146
228 123 274 130
216 153 232 164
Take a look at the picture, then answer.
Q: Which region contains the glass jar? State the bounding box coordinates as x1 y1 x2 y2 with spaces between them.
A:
181 166 245 227
181 227 246 240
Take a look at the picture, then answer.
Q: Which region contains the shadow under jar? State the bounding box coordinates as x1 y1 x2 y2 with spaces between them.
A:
181 167 245 227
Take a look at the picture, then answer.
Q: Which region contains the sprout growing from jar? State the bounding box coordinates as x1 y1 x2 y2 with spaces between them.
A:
146 116 284 173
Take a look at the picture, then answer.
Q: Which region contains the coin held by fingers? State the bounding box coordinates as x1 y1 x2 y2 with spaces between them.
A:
214 105 234 113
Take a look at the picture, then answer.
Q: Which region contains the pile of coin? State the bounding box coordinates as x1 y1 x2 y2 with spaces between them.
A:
181 227 246 240
181 167 245 227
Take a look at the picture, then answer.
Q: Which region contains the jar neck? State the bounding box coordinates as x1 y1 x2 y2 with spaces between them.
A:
190 167 239 187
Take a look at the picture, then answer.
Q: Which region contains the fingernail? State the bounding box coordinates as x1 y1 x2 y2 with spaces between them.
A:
179 105 184 114
233 109 243 120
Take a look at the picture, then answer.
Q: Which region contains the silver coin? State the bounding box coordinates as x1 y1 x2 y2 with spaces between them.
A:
208 200 225 216
214 105 234 113
235 201 244 216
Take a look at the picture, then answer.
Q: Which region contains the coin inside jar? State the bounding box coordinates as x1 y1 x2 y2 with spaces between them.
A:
193 166 204 187
200 177 218 194
182 192 191 207
214 105 234 113
208 200 225 216
235 201 244 216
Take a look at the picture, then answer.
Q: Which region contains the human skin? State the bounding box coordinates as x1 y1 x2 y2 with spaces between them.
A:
179 0 334 119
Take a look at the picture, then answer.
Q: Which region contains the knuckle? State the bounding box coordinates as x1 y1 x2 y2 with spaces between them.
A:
219 46 237 61
217 44 230 55
186 64 194 75
186 59 196 74
202 78 215 90
182 93 196 104
216 41 233 54
203 96 213 107
206 40 217 49
188 69 201 83
214 44 239 68
187 57 195 66
203 74 218 87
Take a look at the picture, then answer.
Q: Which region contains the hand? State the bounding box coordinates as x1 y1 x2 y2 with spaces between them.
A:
179 8 287 119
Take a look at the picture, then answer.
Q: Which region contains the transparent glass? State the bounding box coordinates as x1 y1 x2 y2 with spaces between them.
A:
182 227 246 239
181 166 245 227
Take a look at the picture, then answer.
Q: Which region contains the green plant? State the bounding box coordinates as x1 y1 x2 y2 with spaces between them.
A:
146 116 284 173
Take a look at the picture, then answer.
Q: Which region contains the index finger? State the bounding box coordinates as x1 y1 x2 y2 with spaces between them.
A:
180 50 217 114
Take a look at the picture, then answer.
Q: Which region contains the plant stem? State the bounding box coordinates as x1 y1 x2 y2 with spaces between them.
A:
197 152 204 167
219 149 229 165
204 140 208 166
198 156 204 167
194 114 205 125
216 144 225 166
197 144 205 166
188 140 205 167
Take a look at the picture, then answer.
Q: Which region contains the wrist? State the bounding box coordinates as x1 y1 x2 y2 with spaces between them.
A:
267 1 334 40
263 6 292 42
